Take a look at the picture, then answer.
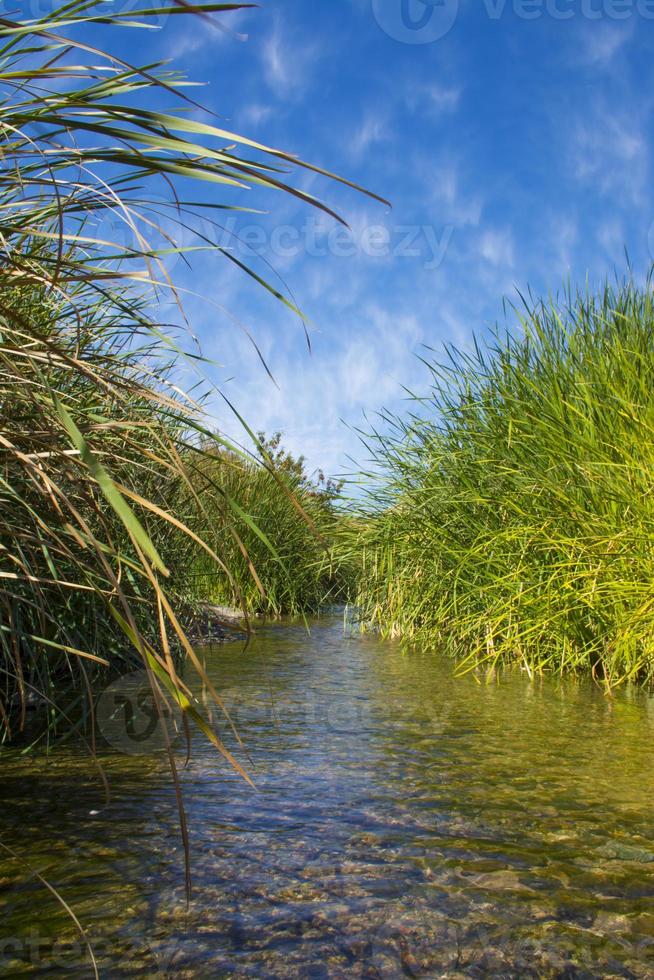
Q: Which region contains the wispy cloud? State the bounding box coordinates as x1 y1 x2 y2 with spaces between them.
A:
570 106 648 205
260 19 323 99
406 84 462 117
426 161 483 228
597 217 626 259
165 8 252 58
204 296 426 480
349 112 390 160
261 28 289 93
238 102 275 128
478 228 515 268
576 21 633 67
547 214 579 277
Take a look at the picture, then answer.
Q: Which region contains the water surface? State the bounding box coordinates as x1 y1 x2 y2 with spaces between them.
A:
2 615 654 977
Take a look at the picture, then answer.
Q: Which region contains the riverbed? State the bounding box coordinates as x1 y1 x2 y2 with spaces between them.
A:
1 614 654 977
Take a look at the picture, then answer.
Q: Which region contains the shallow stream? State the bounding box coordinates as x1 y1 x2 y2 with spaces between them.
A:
1 614 654 977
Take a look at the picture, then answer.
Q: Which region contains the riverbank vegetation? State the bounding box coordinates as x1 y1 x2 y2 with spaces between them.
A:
188 433 348 617
0 0 374 753
346 277 654 690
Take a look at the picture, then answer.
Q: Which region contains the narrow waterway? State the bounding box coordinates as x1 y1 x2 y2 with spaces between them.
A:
1 614 654 977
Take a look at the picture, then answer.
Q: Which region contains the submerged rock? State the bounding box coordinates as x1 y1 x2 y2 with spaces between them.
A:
596 841 654 863
202 604 247 625
187 604 248 644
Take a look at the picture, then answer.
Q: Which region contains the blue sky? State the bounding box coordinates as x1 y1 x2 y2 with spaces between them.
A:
105 0 653 479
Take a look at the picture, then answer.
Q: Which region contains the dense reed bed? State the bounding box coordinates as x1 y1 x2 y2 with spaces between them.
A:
0 0 375 761
347 278 654 689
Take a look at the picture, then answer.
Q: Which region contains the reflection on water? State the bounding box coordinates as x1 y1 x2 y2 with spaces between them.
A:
1 614 654 977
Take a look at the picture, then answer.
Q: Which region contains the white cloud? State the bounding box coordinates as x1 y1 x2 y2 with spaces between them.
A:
548 215 579 276
478 228 515 268
597 218 625 258
239 103 275 127
349 112 390 159
406 84 462 117
164 8 252 58
571 108 648 205
576 22 633 67
427 162 483 228
206 301 425 480
260 20 323 99
262 29 288 93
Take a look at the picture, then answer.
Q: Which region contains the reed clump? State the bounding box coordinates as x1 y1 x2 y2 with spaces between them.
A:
0 274 206 741
348 277 654 688
188 433 349 617
0 0 377 750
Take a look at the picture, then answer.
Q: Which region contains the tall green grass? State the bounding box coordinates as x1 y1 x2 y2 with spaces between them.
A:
0 1 379 758
348 277 654 689
188 433 348 617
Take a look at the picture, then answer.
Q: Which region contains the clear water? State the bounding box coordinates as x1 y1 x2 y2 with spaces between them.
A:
1 614 654 977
